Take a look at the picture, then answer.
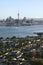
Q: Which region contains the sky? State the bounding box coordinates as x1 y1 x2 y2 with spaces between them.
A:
0 0 43 19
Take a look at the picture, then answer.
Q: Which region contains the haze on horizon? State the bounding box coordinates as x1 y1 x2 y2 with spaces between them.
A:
0 0 43 19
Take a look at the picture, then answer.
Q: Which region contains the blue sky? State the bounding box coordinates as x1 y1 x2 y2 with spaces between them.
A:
0 0 43 19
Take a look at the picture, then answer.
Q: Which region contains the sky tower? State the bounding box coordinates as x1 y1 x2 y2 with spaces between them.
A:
18 12 20 25
18 12 19 20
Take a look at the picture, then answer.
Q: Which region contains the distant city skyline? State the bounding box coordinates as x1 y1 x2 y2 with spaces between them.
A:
0 0 43 19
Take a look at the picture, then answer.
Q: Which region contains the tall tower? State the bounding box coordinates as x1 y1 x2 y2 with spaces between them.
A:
18 12 19 20
18 12 20 25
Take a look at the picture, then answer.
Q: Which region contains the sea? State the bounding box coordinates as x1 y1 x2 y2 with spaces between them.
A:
0 25 43 38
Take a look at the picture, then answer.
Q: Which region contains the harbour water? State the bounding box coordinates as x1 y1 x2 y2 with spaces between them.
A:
0 25 43 38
